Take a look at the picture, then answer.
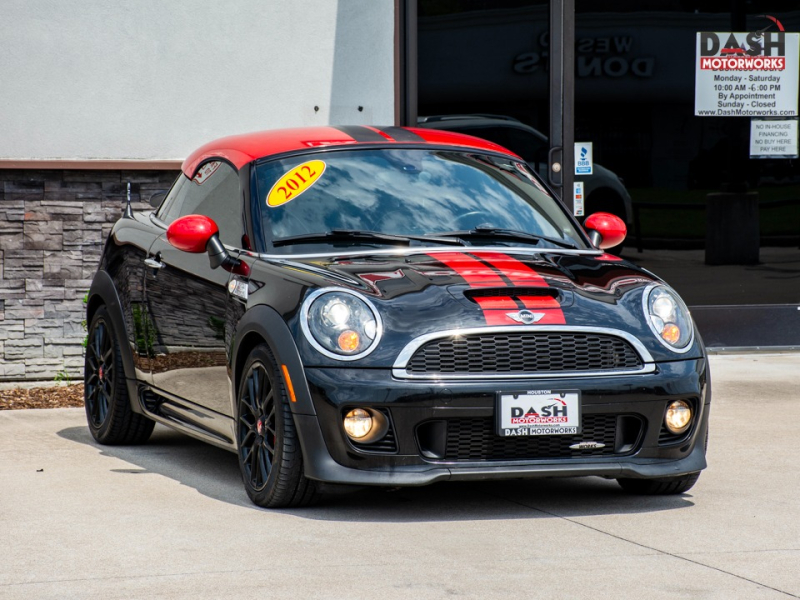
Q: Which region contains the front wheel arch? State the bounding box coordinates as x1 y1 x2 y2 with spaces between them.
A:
234 331 268 402
231 304 316 416
235 343 319 508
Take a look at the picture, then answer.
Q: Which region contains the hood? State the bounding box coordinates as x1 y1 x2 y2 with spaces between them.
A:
252 249 702 366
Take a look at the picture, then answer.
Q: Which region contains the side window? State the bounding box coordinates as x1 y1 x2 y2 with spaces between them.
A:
157 175 191 223
157 161 243 247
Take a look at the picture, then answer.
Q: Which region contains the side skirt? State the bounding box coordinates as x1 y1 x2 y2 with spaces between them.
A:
135 383 237 453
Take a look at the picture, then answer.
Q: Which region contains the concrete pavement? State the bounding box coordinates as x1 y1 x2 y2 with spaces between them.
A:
1 353 798 599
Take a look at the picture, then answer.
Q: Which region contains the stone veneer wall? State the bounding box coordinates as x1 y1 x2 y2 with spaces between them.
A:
0 169 179 381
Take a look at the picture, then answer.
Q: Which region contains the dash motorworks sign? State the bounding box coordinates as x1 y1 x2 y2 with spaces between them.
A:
695 23 799 117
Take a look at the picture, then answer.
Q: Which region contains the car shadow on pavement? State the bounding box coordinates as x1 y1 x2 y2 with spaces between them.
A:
58 424 695 522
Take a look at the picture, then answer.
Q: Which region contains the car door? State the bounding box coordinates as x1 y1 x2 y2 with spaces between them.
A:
144 160 244 417
104 212 164 382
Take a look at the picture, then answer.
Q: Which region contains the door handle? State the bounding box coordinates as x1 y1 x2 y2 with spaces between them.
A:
548 146 563 189
144 257 165 270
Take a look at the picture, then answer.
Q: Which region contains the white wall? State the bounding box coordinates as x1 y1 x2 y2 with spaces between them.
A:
0 0 396 160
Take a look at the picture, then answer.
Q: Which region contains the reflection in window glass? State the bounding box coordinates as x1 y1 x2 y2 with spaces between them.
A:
158 162 243 246
255 149 582 251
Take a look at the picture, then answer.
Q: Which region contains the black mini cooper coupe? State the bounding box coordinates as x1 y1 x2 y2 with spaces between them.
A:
84 126 709 508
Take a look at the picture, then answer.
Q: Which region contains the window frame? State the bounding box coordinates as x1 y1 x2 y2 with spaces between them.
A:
151 158 250 251
249 144 591 254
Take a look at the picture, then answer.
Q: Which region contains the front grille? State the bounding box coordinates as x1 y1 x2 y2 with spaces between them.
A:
435 414 640 461
406 332 642 375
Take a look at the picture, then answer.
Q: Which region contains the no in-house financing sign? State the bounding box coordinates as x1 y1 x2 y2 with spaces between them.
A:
695 31 799 117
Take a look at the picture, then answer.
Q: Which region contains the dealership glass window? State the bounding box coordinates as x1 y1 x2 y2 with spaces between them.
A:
418 0 800 345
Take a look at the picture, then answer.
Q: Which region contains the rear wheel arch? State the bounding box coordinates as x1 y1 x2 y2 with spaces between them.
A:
84 304 155 445
86 293 105 329
86 271 137 385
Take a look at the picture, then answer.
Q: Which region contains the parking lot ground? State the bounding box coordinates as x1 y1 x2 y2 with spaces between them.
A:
1 353 799 600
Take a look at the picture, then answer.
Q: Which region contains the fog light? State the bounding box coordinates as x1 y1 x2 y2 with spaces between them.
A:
343 408 373 439
665 400 692 434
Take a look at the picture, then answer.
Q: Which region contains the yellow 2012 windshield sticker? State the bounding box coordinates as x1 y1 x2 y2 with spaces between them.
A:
267 160 326 207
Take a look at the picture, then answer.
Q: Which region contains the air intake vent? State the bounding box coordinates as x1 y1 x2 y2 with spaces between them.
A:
429 414 642 461
464 287 559 303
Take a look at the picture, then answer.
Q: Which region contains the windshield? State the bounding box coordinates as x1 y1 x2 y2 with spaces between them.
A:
254 148 586 253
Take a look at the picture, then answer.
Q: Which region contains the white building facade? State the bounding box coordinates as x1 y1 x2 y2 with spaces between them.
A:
0 0 399 380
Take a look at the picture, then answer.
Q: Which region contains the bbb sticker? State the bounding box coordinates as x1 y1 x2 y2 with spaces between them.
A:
267 160 326 208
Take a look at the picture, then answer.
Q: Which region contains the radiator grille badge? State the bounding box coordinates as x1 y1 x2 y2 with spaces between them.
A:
506 310 544 324
569 441 606 450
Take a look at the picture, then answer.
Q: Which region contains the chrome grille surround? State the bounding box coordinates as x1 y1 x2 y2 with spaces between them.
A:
392 326 655 380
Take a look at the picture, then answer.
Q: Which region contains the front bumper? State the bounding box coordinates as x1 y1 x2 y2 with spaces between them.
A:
293 358 709 486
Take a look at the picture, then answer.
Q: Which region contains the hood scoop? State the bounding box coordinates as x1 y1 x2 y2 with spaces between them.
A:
462 287 572 309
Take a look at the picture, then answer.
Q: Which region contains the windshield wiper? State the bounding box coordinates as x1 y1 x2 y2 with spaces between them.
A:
272 229 466 247
428 227 578 249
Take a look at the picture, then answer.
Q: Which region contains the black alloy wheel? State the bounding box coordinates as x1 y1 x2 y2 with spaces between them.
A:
236 344 319 508
85 316 114 428
238 362 277 491
84 306 154 445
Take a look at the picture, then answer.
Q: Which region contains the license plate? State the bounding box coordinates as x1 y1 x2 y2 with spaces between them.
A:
497 390 581 436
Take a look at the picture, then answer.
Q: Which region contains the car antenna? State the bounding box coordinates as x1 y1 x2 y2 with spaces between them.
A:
123 181 133 219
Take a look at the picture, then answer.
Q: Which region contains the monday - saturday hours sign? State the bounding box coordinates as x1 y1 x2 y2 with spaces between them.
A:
695 30 799 116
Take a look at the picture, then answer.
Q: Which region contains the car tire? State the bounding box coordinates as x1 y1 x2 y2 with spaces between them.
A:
236 344 319 508
616 472 701 495
84 305 155 445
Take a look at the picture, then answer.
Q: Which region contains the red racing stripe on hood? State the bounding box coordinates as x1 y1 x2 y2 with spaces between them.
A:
471 252 548 285
432 252 506 287
471 251 566 325
473 296 518 310
428 252 513 325
428 251 566 325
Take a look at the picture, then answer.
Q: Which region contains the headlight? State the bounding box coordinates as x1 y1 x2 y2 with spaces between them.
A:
300 288 383 360
643 284 693 352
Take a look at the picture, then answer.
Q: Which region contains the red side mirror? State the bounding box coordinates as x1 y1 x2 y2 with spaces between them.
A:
584 212 626 249
166 215 219 253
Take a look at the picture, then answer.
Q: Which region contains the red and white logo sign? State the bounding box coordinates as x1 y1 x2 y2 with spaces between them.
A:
193 161 221 185
695 19 799 117
499 390 580 436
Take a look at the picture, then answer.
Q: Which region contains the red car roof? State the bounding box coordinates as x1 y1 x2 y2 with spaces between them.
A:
181 125 518 177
